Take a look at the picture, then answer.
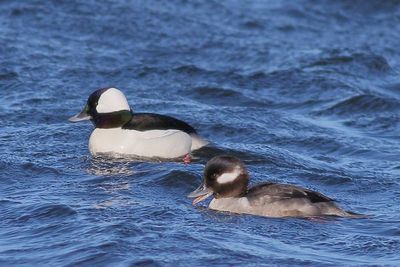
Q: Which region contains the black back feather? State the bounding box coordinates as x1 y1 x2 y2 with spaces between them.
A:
122 113 197 134
246 182 333 203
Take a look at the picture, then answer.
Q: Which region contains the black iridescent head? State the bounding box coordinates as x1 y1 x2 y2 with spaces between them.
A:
69 87 132 128
188 155 249 204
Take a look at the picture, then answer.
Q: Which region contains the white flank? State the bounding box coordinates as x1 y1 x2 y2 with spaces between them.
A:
217 167 241 184
96 88 130 113
190 134 208 151
88 128 192 158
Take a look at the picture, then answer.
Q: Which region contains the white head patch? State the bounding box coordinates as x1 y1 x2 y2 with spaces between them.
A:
96 88 130 113
217 167 241 184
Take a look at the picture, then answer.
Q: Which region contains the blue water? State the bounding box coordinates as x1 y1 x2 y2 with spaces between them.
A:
1 0 400 266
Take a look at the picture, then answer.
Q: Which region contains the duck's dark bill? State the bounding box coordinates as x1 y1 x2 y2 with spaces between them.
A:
187 182 213 205
69 106 91 122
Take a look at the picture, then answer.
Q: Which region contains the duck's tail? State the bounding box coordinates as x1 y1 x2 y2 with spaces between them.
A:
319 202 368 218
341 210 369 219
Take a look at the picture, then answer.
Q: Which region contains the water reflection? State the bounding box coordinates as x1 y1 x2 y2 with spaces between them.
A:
86 155 137 176
93 197 139 209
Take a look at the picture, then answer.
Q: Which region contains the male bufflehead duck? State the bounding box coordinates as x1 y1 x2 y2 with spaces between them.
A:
188 155 362 218
69 87 208 159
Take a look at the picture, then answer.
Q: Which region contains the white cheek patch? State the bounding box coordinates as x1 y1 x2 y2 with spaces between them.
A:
96 88 130 113
217 168 241 184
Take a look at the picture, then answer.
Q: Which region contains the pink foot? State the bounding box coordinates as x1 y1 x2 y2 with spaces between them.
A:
183 154 191 164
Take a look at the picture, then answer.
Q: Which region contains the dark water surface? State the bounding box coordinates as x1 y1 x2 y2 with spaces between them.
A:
1 0 400 266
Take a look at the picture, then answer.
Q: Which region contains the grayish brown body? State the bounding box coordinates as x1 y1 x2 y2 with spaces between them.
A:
209 183 354 217
188 156 362 218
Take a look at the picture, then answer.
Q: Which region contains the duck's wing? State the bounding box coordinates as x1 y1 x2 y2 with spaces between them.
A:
123 113 197 134
246 182 333 205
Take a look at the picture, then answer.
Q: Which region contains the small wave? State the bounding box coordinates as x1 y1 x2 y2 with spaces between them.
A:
241 20 265 30
8 4 46 17
21 162 61 175
384 82 400 97
156 170 199 188
0 70 18 80
0 160 10 170
187 86 267 107
307 52 392 74
173 64 207 75
17 204 77 221
0 198 22 205
342 114 399 134
135 66 168 78
61 246 120 266
334 0 400 14
20 97 53 105
192 145 271 165
243 68 358 110
317 94 400 116
129 259 163 266
326 234 400 261
173 64 242 82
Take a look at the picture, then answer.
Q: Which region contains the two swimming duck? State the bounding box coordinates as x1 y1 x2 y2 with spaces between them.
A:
70 87 362 218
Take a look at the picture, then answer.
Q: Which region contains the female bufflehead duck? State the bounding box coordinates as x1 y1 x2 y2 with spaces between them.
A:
188 155 362 218
69 87 208 159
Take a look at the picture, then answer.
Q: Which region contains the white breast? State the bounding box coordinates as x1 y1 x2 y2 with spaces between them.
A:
88 128 193 159
209 197 251 214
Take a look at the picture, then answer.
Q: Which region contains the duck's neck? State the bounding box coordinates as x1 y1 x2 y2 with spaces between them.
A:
92 110 133 129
